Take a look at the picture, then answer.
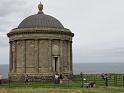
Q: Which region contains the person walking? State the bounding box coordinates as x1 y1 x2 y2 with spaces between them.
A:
0 74 2 84
54 73 59 84
59 74 63 84
25 74 29 84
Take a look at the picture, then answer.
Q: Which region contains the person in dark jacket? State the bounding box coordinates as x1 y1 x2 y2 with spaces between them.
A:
25 74 29 84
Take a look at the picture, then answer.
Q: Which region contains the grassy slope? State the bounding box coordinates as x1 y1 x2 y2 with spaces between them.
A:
73 74 124 86
0 82 124 93
0 74 124 93
0 87 124 93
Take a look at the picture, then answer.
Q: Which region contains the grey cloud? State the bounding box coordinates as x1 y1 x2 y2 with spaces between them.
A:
0 36 8 47
73 46 124 63
0 0 124 64
0 0 39 33
0 47 9 64
0 0 28 17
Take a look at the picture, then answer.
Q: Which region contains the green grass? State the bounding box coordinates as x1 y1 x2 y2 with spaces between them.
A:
0 74 124 88
0 74 124 93
0 87 124 93
72 74 124 87
0 82 79 89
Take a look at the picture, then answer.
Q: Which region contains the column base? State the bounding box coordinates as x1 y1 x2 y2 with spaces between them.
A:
8 72 73 82
9 73 54 82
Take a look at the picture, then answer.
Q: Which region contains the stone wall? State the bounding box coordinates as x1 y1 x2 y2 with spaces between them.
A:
16 41 23 73
39 40 49 73
8 28 74 81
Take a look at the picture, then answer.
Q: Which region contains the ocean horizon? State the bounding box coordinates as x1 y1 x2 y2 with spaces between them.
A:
0 63 124 78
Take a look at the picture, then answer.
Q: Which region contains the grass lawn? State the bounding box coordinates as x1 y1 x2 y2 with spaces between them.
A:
0 74 124 93
0 82 124 93
0 87 124 93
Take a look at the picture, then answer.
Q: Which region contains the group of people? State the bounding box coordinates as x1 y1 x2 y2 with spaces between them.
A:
24 73 63 84
89 82 96 88
81 78 96 88
82 81 96 88
54 73 63 84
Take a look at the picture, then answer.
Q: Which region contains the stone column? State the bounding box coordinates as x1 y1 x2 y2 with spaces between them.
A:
68 41 71 73
58 56 60 73
9 41 12 73
70 41 73 74
48 39 52 73
34 40 39 73
22 40 26 73
12 41 16 73
60 40 63 73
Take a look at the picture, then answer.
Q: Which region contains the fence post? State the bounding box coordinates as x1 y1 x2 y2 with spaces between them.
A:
114 74 117 86
123 75 124 87
93 74 96 82
80 72 83 84
115 74 117 86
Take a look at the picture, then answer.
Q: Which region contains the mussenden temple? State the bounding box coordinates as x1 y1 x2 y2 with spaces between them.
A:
7 3 74 82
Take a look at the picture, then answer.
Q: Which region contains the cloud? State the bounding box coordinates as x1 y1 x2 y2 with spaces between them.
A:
73 45 124 63
0 0 124 64
0 0 39 33
0 0 29 17
0 32 8 47
0 36 8 47
0 47 9 64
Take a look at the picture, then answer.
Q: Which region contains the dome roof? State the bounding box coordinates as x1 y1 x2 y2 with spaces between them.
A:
7 3 74 38
18 13 64 29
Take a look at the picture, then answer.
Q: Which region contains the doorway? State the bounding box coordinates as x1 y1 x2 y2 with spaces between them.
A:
53 56 59 72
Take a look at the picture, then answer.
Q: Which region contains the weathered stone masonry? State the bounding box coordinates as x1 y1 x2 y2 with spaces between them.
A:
7 3 74 81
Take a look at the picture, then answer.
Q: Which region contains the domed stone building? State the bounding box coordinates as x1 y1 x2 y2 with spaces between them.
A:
7 3 74 81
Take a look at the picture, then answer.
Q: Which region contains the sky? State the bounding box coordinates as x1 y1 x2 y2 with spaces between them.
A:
0 0 124 64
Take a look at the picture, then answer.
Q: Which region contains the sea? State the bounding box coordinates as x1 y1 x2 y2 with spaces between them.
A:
0 63 124 79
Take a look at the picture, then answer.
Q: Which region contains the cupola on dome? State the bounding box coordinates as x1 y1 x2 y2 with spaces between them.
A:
18 3 64 29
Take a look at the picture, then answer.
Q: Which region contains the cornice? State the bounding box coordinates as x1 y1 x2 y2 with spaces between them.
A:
7 28 74 37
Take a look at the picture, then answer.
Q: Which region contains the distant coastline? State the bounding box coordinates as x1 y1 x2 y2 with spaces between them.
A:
74 63 124 74
0 63 124 78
